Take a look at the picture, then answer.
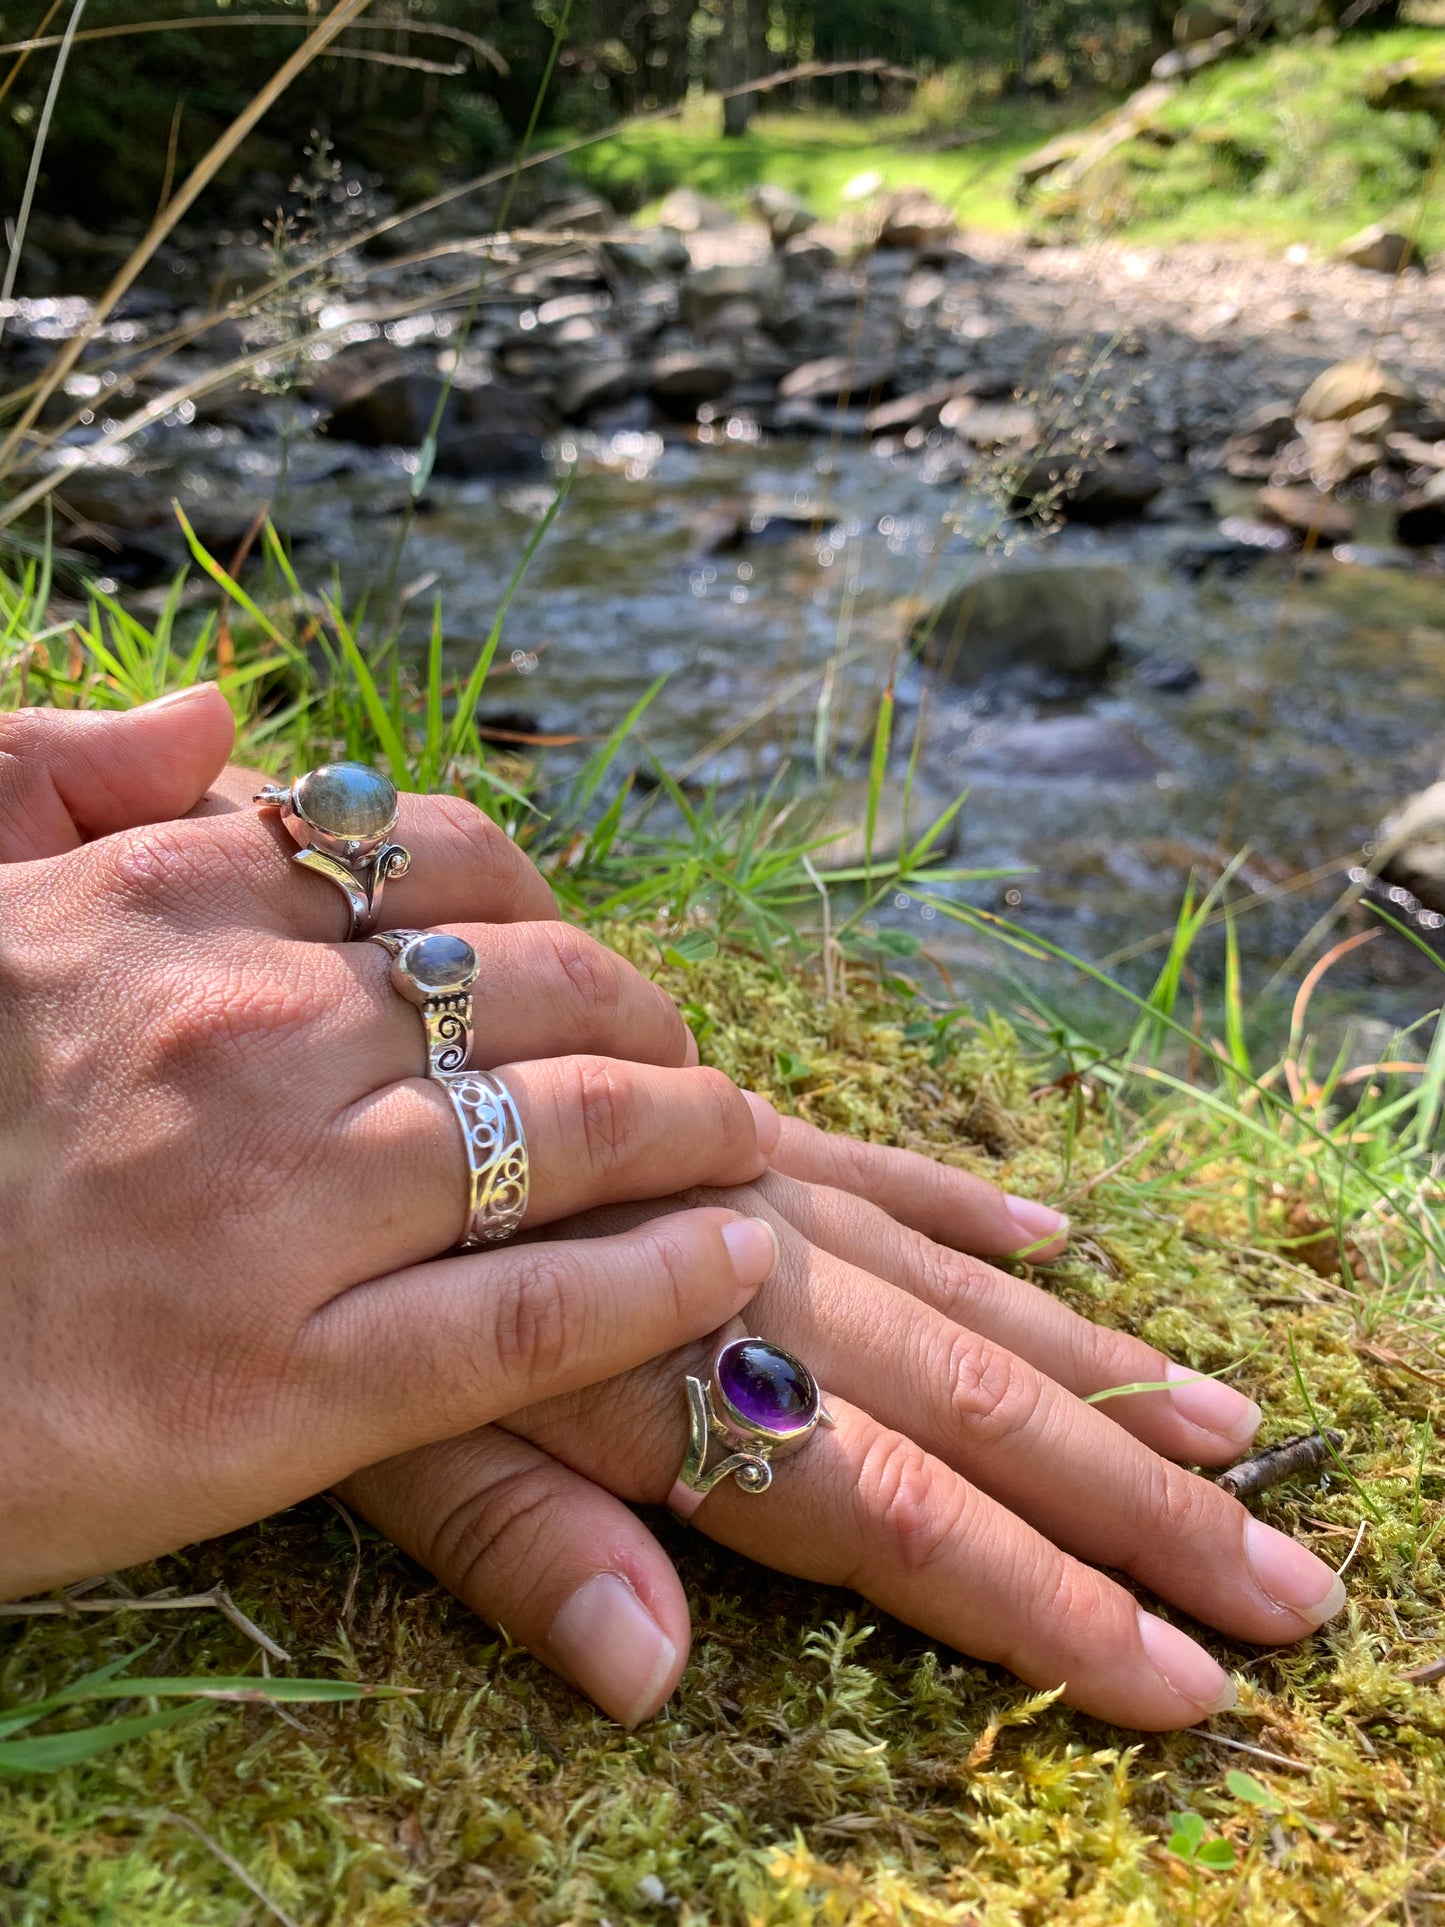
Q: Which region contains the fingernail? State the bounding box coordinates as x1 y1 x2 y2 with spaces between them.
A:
1166 1362 1262 1449
741 1088 781 1156
1244 1517 1347 1627
148 682 217 709
548 1573 679 1730
721 1215 780 1286
1137 1609 1238 1716
1004 1194 1068 1253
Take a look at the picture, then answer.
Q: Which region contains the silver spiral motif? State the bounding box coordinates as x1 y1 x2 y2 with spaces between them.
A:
429 1008 470 1075
438 1070 529 1247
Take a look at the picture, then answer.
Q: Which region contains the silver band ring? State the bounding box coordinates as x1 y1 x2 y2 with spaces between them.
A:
438 1070 530 1248
668 1333 835 1521
370 928 478 1076
255 761 411 939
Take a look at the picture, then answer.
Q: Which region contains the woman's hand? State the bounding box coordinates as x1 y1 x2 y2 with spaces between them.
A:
0 692 783 1596
344 1169 1344 1735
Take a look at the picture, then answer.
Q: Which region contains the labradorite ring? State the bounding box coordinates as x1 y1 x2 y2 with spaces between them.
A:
369 927 479 1076
255 761 411 939
668 1333 835 1522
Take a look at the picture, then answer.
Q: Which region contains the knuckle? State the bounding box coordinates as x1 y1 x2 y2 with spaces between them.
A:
103 819 210 918
944 1332 1041 1448
544 924 624 1030
147 961 314 1080
490 1248 576 1388
855 1432 963 1578
567 1055 639 1174
426 1464 562 1608
431 795 551 911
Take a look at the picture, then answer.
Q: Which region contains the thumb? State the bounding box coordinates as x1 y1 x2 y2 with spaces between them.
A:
0 683 236 861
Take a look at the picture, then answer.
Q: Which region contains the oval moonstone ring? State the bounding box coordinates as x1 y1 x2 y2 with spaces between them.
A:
369 927 480 1076
255 761 411 939
669 1334 835 1521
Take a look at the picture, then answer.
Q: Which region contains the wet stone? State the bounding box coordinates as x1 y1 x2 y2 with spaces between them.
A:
717 1340 818 1436
403 932 477 992
294 763 398 840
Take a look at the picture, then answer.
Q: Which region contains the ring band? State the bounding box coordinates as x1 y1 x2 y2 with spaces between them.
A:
256 761 411 939
370 928 478 1076
668 1334 835 1521
438 1070 529 1247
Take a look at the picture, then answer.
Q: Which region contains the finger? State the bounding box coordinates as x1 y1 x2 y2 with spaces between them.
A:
723 1221 1342 1651
751 1172 1261 1467
340 1428 689 1729
302 1206 779 1461
341 920 696 1080
768 1116 1069 1261
0 685 235 861
511 1375 1242 1731
340 1061 778 1272
170 765 557 933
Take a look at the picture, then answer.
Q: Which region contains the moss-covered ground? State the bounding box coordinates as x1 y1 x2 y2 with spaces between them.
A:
568 30 1445 253
3 934 1442 1925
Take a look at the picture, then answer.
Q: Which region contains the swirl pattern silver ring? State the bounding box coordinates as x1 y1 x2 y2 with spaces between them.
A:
369 928 478 1077
255 761 411 939
439 1070 529 1248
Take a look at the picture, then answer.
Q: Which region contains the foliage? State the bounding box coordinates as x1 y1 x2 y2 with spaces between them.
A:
1038 27 1445 243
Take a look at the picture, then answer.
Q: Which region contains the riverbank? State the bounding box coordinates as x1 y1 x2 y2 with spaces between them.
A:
1 592 1443 1924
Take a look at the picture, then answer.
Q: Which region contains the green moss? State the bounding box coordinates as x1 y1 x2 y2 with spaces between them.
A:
4 945 1442 1924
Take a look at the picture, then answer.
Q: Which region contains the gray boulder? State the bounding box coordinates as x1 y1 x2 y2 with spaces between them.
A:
962 715 1163 781
749 183 815 244
1335 224 1425 274
1013 450 1163 523
319 370 555 476
912 562 1137 683
779 355 895 403
647 349 733 404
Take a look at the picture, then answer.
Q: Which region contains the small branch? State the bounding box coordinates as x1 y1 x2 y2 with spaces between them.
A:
1203 1732 1311 1772
156 1812 302 1927
1215 1430 1344 1501
0 1586 292 1663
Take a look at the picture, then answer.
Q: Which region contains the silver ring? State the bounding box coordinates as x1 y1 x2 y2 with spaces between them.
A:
369 928 478 1076
438 1070 529 1247
668 1333 835 1521
255 762 411 939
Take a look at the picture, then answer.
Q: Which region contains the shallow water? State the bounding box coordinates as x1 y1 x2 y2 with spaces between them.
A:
264 422 1442 1032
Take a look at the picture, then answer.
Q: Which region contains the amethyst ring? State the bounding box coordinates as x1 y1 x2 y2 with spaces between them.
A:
668 1335 835 1521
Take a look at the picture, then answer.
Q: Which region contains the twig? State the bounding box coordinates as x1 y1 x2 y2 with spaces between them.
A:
0 1586 292 1662
156 1812 302 1927
321 1492 364 1625
1402 1657 1445 1686
1203 1733 1311 1772
1214 1430 1344 1501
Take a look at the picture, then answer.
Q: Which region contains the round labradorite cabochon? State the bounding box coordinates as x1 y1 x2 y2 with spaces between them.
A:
294 763 399 842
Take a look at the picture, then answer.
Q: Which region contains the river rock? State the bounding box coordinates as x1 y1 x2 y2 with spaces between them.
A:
534 193 618 234
1334 224 1424 274
647 349 733 404
865 381 963 435
1013 450 1163 523
1298 358 1420 423
781 233 839 271
1223 404 1298 478
1257 484 1356 543
1396 471 1445 546
680 260 784 328
940 396 1038 448
749 184 815 244
809 777 960 870
779 356 895 402
656 187 737 232
318 370 555 476
556 359 636 418
874 189 956 252
1376 781 1445 913
962 715 1163 781
912 561 1137 682
1173 3 1234 44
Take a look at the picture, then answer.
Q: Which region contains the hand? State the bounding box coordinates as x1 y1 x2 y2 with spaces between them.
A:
0 692 783 1596
344 1165 1346 1735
